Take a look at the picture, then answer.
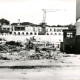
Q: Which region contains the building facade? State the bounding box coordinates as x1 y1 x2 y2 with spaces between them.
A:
45 26 68 36
11 23 42 35
60 29 76 53
11 22 68 37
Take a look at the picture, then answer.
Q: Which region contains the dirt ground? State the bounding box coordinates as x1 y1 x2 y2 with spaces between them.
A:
0 54 80 80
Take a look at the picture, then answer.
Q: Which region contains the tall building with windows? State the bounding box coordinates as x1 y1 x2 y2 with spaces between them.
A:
45 26 68 36
0 18 11 34
11 22 68 37
11 22 42 35
0 20 69 49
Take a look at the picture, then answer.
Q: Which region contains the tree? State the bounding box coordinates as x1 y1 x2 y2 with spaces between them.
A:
0 18 10 25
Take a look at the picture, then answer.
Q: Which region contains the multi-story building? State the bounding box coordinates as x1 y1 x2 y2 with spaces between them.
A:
1 24 11 31
11 22 68 36
0 20 69 50
11 22 42 35
10 22 68 49
45 26 68 36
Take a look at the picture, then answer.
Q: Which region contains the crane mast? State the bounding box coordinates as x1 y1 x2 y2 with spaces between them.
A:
41 9 66 35
42 9 66 24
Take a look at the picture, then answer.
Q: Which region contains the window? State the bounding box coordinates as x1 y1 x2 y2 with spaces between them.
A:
14 32 16 35
18 32 20 35
59 33 61 35
26 32 28 35
54 29 56 32
22 32 24 35
57 29 61 32
66 32 73 38
7 28 10 30
30 32 33 35
3 28 6 30
47 33 49 35
57 44 59 48
50 28 52 31
33 28 35 31
34 33 37 35
15 27 25 31
10 32 12 34
55 33 57 35
38 29 40 31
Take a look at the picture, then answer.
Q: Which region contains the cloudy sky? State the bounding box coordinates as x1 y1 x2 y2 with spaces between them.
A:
0 0 76 25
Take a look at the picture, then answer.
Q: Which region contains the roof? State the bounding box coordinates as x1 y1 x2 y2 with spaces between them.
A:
11 22 36 26
11 23 18 25
63 29 76 32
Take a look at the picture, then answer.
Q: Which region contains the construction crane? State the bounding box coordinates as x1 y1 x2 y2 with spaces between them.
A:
42 9 66 23
40 9 66 35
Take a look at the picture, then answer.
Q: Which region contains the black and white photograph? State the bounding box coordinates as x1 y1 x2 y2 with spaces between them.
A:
0 0 80 80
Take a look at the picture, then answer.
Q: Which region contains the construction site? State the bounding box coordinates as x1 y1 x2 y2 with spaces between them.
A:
0 9 67 60
0 0 80 80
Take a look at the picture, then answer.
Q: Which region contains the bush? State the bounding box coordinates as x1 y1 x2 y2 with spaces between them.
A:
5 41 22 47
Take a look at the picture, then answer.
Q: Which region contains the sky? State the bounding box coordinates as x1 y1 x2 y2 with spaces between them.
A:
0 0 76 25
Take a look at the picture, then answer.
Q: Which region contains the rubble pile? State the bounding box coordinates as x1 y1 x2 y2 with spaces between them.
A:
0 40 67 61
0 48 66 61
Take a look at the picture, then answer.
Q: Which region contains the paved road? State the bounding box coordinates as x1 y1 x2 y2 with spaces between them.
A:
0 66 80 80
0 54 80 80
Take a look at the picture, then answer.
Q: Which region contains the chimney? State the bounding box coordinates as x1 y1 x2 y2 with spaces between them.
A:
76 19 80 35
76 0 80 35
18 19 20 25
